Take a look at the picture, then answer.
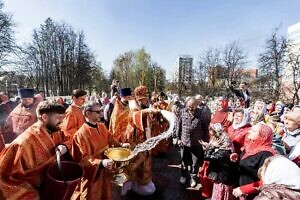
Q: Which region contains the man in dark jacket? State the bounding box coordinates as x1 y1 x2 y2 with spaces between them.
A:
230 82 250 108
176 98 208 187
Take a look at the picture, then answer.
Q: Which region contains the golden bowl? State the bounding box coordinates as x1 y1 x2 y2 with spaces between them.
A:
104 147 132 171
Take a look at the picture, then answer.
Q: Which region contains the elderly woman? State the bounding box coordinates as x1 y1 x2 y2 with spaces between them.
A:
204 123 238 200
275 101 285 114
227 109 251 154
232 123 276 200
250 100 266 125
282 110 300 165
274 101 285 122
253 100 266 114
210 98 232 132
255 155 300 200
210 100 220 115
265 112 286 155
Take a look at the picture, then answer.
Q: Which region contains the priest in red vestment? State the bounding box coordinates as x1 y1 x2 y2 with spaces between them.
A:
0 101 68 200
109 88 132 142
151 92 170 155
3 89 42 143
71 101 128 200
121 86 157 196
61 89 86 144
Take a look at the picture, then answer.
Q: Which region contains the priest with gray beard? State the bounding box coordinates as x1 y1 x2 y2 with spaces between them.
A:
121 85 158 197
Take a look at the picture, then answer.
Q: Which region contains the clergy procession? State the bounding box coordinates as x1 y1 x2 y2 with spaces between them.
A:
3 0 300 199
0 81 299 200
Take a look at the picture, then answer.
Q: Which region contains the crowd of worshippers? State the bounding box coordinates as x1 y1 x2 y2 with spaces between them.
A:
0 80 298 200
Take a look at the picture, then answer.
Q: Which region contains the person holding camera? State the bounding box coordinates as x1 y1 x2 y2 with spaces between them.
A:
230 81 250 108
110 79 120 98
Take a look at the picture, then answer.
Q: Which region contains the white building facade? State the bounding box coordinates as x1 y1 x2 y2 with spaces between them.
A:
282 22 300 102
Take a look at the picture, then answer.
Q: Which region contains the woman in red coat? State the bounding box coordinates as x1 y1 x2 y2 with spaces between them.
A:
227 109 251 154
232 123 276 200
201 98 232 199
210 99 232 132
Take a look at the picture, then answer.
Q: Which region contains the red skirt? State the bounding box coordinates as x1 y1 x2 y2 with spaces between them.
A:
198 161 213 198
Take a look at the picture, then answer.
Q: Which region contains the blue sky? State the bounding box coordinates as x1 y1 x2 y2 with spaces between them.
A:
3 0 300 79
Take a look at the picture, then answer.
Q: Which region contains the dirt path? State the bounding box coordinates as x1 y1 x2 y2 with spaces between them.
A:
112 146 204 200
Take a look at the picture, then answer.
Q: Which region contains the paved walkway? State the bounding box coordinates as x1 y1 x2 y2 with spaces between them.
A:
112 146 204 200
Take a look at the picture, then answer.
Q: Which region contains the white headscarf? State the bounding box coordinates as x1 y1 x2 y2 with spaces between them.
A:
232 109 250 130
254 100 267 114
263 156 300 190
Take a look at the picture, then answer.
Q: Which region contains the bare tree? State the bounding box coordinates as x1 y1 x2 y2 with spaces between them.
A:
222 41 246 89
196 48 221 95
134 48 152 87
0 1 15 67
90 63 110 93
113 51 134 87
151 62 165 92
19 18 97 96
174 42 246 97
258 27 287 98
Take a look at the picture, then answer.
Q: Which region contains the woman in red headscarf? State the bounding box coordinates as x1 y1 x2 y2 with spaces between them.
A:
210 99 232 132
232 123 276 200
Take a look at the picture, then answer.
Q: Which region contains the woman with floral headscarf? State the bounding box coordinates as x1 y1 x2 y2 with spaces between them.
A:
249 100 266 125
274 101 285 122
227 109 251 154
232 123 276 200
204 123 238 200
